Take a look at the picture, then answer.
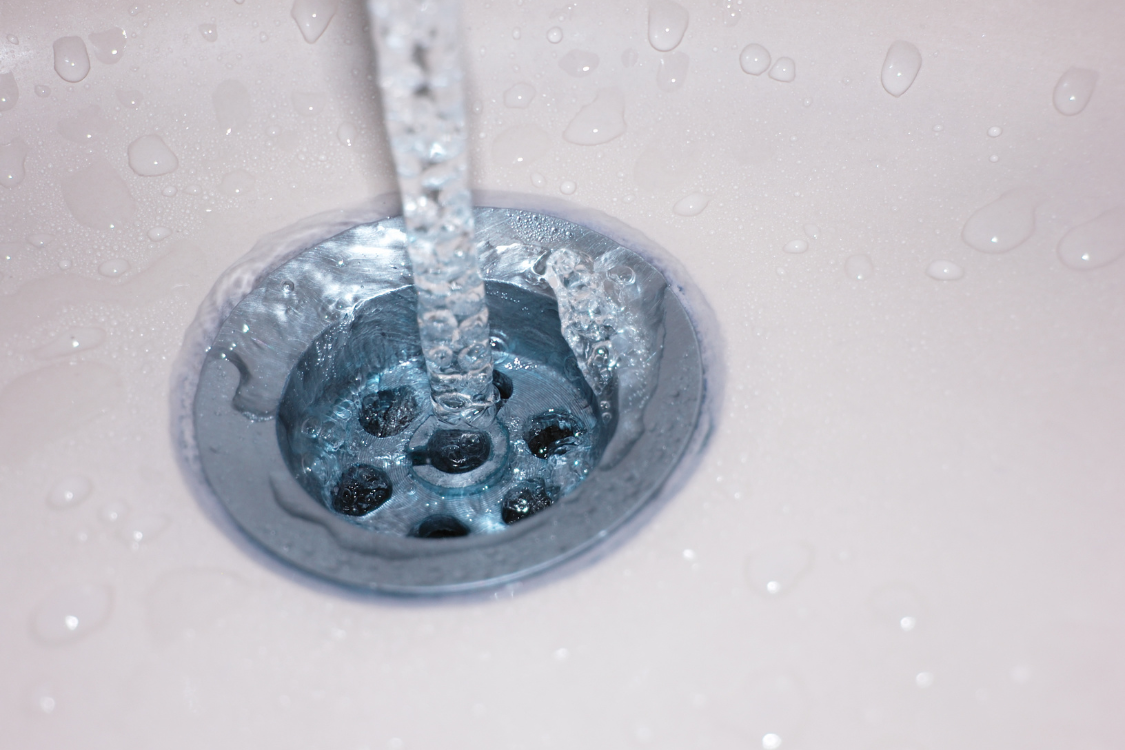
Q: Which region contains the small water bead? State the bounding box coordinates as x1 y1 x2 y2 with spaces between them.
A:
989 154 999 163
739 44 770 76
926 260 964 280
120 514 170 550
53 37 91 83
184 183 202 195
915 671 935 689
1057 208 1125 270
530 172 546 188
657 52 690 92
987 126 1002 137
332 464 392 516
88 27 127 65
115 89 144 108
337 122 357 146
762 735 782 750
35 84 51 98
34 327 106 359
648 0 689 52
932 124 943 133
259 32 269 42
563 88 626 145
31 584 112 644
291 0 339 44
293 91 326 116
27 233 54 247
0 138 29 188
783 239 808 254
880 40 922 97
161 185 177 197
47 475 93 509
962 189 1038 253
803 224 820 240
199 23 218 42
546 27 563 44
6 34 17 45
493 124 550 166
130 4 143 14
127 134 179 176
1053 67 1097 115
220 169 255 196
559 179 577 194
673 192 710 216
622 48 638 68
768 57 795 83
503 82 536 108
147 226 171 241
98 258 130 277
0 72 18 111
845 254 874 280
745 541 813 596
512 27 521 40
30 686 57 715
559 50 599 77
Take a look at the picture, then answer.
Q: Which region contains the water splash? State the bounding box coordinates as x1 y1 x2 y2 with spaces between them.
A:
1057 209 1125 271
1053 67 1097 116
648 0 689 52
88 28 127 64
127 134 179 176
53 37 91 83
31 584 112 644
962 189 1038 253
657 52 690 92
926 260 964 280
673 192 710 216
881 40 921 97
563 89 626 145
739 44 770 76
292 0 339 43
769 57 795 82
503 82 536 108
0 138 29 188
0 71 18 111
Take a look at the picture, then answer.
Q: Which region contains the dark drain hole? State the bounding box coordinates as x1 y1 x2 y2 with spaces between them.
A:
500 478 556 525
359 386 420 438
412 429 492 474
333 464 393 516
492 369 513 402
525 411 582 459
412 514 471 539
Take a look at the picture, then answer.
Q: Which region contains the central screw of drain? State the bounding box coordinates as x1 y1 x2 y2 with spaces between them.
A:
415 428 492 474
407 415 511 492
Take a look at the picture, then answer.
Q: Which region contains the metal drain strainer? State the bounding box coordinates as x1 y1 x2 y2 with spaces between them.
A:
186 206 710 593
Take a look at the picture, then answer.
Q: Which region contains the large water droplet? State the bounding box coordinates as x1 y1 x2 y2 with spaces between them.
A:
962 189 1038 253
562 88 626 145
1057 208 1125 271
61 160 135 230
292 91 327 116
546 26 563 44
31 584 112 644
648 0 689 52
492 124 550 166
657 51 690 92
503 82 536 108
199 23 218 43
673 192 710 216
739 43 770 76
47 475 93 509
926 259 964 280
88 28 127 64
769 57 795 83
57 105 110 143
0 137 29 188
745 541 813 596
880 40 922 97
559 49 599 77
146 568 250 642
845 254 874 280
291 0 338 43
213 79 252 135
1053 67 1097 116
127 134 178 176
53 37 90 83
220 169 255 196
336 122 357 146
34 327 106 359
0 71 18 111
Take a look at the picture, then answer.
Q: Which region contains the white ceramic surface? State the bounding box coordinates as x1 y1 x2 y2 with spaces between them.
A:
2 1 1123 748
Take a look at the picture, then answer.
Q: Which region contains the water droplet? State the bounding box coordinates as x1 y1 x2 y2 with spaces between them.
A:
845 254 874 280
512 27 522 40
53 37 91 83
783 239 808 253
932 124 943 133
291 0 339 43
987 126 1002 137
621 48 638 68
739 44 770 75
0 71 19 112
88 27 127 65
130 4 143 15
220 169 255 196
989 154 999 163
962 188 1038 253
99 501 129 524
120 514 170 550
199 23 218 43
530 172 546 187
563 88 626 145
147 226 171 241
161 185 177 197
31 584 112 644
57 105 110 143
337 121 357 146
146 568 250 641
657 51 690 92
34 327 106 360
926 260 964 280
915 671 935 689
0 138 29 188
492 124 550 166
6 34 18 45
26 233 54 247
98 258 130 277
762 734 782 750
559 179 577 195
503 82 536 108
745 541 813 596
648 0 689 52
803 224 820 240
870 582 925 631
115 88 144 108
673 192 710 216
30 686 57 714
1057 208 1125 271
60 159 136 230
766 56 795 83
559 49 599 77
1053 67 1097 116
127 134 178 177
35 84 51 98
259 32 269 42
184 183 202 195
47 475 93 509
213 79 252 135
293 91 326 117
546 26 563 44
880 40 921 97
720 0 740 27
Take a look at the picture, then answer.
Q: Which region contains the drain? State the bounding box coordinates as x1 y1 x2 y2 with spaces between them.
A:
187 206 711 593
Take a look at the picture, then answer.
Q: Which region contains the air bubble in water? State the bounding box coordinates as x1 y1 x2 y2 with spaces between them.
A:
47 475 93 509
503 82 536 108
31 584 112 644
61 159 136 230
559 179 577 195
739 44 770 76
926 260 964 280
34 327 106 359
35 85 51 98
1053 67 1097 116
291 0 339 44
220 169 255 196
546 27 563 44
492 124 550 166
0 138 29 188
880 40 921 97
53 37 90 83
0 72 18 111
657 52 690 92
563 89 626 145
987 126 1002 137
559 50 599 77
98 258 130 277
148 226 171 241
88 28 127 64
1056 208 1125 271
127 135 179 176
673 192 710 216
293 91 326 116
845 254 874 280
199 23 218 42
745 541 813 596
116 89 144 108
648 0 689 52
962 189 1038 253
337 122 357 146
769 57 795 83
784 239 808 253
